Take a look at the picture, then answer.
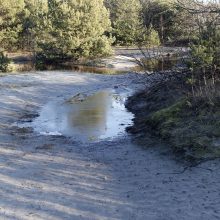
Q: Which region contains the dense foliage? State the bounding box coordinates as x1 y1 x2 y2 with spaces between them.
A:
0 0 219 66
0 0 165 56
0 0 24 51
0 0 113 64
185 2 220 101
105 0 143 45
36 0 113 64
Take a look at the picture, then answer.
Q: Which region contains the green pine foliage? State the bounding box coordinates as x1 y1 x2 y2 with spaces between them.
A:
0 0 25 51
18 0 48 51
106 0 143 45
36 0 113 64
138 27 160 47
0 0 113 64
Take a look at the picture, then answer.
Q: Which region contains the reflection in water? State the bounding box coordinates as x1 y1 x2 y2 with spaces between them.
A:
13 57 180 74
70 65 125 75
133 57 181 72
67 91 110 139
27 90 133 141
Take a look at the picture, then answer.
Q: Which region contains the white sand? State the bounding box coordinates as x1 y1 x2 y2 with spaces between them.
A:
101 47 188 70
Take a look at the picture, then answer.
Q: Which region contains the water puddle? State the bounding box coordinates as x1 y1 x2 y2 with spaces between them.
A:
39 64 126 75
22 90 133 142
40 58 180 73
132 57 182 72
11 55 182 74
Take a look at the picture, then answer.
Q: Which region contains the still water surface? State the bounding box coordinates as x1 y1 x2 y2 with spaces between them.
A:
14 57 180 74
27 90 133 141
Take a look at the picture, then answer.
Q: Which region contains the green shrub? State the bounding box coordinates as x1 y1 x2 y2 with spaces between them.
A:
0 52 10 72
145 28 160 46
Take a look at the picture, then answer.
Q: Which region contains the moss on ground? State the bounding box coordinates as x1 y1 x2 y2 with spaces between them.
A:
149 99 220 158
126 80 220 161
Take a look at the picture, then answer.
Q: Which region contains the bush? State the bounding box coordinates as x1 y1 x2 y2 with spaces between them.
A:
0 52 10 72
145 28 160 46
187 29 220 101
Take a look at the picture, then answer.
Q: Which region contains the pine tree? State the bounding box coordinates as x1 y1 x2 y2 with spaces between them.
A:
0 0 25 50
106 0 142 45
18 0 48 51
36 0 113 64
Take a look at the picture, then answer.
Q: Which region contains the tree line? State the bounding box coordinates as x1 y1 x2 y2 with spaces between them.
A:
0 1 189 62
0 0 113 65
0 0 219 68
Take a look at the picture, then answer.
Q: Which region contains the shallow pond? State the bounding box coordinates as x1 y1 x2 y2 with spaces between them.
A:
23 90 133 142
132 57 183 72
11 57 182 74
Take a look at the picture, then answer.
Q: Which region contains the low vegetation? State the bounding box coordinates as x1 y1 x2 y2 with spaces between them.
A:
149 95 220 160
0 52 10 72
127 0 220 162
127 77 220 162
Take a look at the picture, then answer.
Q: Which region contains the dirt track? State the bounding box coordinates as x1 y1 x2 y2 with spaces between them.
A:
0 71 220 220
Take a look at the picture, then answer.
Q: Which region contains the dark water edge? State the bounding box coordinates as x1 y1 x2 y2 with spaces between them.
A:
10 61 126 74
9 56 183 75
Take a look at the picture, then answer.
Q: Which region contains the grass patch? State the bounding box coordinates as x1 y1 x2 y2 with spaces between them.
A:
127 79 220 161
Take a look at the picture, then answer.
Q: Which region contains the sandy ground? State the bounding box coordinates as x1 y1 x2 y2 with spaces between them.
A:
0 71 220 220
101 47 188 70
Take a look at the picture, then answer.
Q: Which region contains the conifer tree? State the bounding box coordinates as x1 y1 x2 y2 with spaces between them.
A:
106 0 142 45
18 0 48 51
0 0 25 50
36 0 113 63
